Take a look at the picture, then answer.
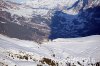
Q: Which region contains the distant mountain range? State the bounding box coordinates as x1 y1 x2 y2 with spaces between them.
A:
0 0 100 43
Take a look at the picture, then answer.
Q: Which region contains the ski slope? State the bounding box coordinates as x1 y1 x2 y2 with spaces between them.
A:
0 34 100 66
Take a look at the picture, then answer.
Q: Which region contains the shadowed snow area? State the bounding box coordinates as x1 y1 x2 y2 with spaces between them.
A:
0 34 100 66
49 6 100 40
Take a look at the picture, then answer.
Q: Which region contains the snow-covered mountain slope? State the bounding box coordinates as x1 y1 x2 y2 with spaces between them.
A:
0 0 100 43
23 0 78 15
0 0 100 66
23 0 100 14
49 6 100 39
0 0 51 43
2 0 100 19
0 34 100 66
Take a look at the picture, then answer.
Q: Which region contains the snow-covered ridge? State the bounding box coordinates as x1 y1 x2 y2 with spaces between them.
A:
53 35 100 42
23 0 79 15
2 0 79 17
0 0 34 18
0 34 100 66
2 0 100 17
23 0 100 15
24 0 77 9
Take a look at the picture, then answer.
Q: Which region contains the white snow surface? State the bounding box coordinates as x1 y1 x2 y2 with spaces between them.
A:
2 0 78 18
0 34 100 66
24 0 77 9
3 0 100 18
24 0 78 15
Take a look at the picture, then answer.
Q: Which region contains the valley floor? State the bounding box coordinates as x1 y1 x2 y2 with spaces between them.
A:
0 34 100 66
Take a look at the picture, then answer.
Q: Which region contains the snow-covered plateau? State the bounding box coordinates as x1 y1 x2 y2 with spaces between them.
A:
0 34 100 66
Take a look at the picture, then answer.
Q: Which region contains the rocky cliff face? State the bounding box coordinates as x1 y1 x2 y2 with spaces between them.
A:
0 0 100 43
